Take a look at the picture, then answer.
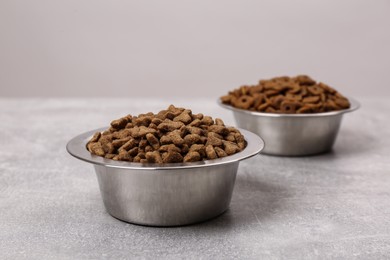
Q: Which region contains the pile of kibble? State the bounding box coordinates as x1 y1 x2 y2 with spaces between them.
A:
86 105 246 163
220 75 350 113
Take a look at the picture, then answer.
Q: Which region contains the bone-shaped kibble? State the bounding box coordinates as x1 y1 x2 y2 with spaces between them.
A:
160 130 184 146
173 110 193 124
157 121 184 132
184 151 201 162
146 151 163 163
146 133 160 150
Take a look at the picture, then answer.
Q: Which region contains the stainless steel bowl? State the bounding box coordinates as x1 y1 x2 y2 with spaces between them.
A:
218 98 359 156
66 127 264 226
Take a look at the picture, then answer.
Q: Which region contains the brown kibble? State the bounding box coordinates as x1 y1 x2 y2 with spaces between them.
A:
133 116 152 127
334 98 350 109
168 104 184 116
189 119 202 127
300 86 308 97
199 136 207 144
117 150 132 161
138 139 148 149
206 132 223 147
87 105 246 163
138 126 157 137
149 123 157 129
146 133 160 150
160 130 184 146
192 113 204 120
102 142 115 154
234 133 246 150
173 110 193 124
181 144 189 154
102 130 111 136
214 147 227 158
256 102 271 112
280 101 301 113
223 140 240 155
227 127 240 134
295 75 315 85
159 144 181 153
220 95 232 104
138 152 146 159
297 104 318 113
87 142 105 156
249 85 264 95
112 137 131 148
201 116 214 126
236 95 254 109
205 145 218 160
270 95 285 108
112 129 131 139
145 145 153 153
302 96 320 104
145 151 163 163
208 125 229 136
184 134 201 145
183 151 201 162
225 133 236 142
265 107 277 113
220 75 349 114
215 118 225 126
285 93 302 101
98 135 112 146
157 121 184 132
128 147 139 156
104 154 115 159
264 89 279 97
111 118 128 130
185 126 204 136
287 83 301 94
163 151 183 163
319 82 336 94
307 85 324 95
189 144 206 158
118 138 136 151
151 118 163 126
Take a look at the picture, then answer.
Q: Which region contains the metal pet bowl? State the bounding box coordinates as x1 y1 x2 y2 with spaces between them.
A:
218 98 359 156
66 127 264 226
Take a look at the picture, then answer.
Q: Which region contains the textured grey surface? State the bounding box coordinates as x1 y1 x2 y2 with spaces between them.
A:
0 98 389 260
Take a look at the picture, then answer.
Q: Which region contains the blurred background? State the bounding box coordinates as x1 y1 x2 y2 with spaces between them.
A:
0 0 389 98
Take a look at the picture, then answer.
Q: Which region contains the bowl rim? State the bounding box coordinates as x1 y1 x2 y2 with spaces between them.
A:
217 97 360 118
66 127 264 170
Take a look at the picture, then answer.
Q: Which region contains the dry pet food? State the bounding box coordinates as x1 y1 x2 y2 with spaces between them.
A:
220 75 351 113
86 105 247 163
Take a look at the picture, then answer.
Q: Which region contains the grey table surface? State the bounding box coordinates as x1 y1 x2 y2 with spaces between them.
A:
0 98 389 260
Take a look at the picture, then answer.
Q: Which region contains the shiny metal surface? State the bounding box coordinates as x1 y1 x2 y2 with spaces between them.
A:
218 98 359 156
67 128 264 226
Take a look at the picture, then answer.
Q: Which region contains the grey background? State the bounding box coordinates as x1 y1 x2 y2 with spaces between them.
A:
1 0 389 98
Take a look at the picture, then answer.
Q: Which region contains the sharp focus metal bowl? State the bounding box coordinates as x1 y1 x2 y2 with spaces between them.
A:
66 128 264 226
218 98 359 156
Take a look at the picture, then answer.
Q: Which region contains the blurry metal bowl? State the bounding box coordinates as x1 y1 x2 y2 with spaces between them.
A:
66 127 264 226
218 98 359 156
